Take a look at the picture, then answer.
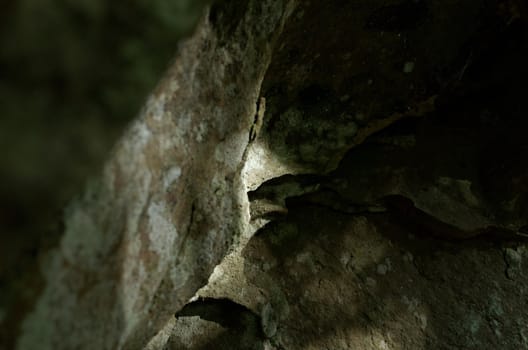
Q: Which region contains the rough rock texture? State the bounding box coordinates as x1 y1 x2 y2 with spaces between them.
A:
240 207 528 349
1 2 210 347
0 0 209 282
4 0 528 349
165 0 528 349
6 1 296 349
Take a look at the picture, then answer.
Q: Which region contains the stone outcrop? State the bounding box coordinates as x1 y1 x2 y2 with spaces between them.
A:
8 1 296 349
169 0 528 349
4 0 528 349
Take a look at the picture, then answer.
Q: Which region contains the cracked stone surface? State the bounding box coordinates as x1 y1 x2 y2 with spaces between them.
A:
4 0 528 349
164 0 528 349
6 1 296 349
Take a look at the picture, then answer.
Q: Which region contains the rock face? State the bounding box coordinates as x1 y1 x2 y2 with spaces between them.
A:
4 0 528 349
7 1 296 349
166 0 528 349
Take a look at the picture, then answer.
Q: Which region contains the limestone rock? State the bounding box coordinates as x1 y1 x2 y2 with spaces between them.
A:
10 1 296 349
5 1 528 349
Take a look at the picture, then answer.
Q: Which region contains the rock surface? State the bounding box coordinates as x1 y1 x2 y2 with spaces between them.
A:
166 0 528 349
6 1 295 349
4 0 528 349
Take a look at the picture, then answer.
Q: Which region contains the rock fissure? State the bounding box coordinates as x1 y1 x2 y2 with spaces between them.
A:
6 0 528 349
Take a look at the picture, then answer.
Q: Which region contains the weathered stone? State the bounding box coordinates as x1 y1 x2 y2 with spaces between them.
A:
162 1 528 349
6 0 528 349
11 1 296 349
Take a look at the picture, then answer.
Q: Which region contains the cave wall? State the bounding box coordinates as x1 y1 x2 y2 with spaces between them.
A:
167 0 528 349
4 1 296 348
3 0 528 349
